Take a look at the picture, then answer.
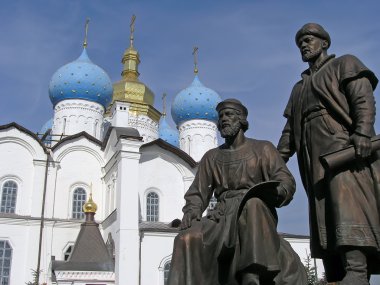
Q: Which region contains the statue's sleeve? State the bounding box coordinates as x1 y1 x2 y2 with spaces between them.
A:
345 77 375 137
182 151 215 215
339 55 377 137
277 93 296 162
263 142 296 207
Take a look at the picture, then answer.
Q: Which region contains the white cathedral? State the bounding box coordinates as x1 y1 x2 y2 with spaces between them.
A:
0 21 316 285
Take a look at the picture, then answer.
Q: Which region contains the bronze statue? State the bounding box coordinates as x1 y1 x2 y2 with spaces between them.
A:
168 99 306 285
277 23 380 284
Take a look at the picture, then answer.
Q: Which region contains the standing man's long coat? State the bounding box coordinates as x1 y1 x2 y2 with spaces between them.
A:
278 54 380 273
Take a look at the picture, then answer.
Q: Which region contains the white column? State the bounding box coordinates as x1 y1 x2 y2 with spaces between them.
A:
114 136 143 285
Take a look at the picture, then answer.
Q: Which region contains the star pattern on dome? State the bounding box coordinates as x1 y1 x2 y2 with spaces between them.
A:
49 48 113 108
171 75 221 126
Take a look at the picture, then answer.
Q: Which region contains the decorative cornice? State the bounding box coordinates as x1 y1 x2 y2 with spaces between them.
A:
179 119 218 132
55 270 115 280
55 100 104 114
0 214 84 227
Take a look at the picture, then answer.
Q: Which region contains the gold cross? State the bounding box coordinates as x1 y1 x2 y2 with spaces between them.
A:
162 93 167 116
83 18 90 48
130 14 136 46
192 46 199 74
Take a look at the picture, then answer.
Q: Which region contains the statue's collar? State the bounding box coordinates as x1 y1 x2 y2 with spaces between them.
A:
301 54 336 76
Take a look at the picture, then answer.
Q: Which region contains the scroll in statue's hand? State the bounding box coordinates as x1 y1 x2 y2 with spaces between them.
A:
180 210 201 230
350 133 372 159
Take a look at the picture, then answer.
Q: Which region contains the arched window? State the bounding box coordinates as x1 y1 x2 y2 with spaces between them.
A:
1 181 18 213
146 192 159 222
0 240 12 285
164 261 171 285
72 187 87 219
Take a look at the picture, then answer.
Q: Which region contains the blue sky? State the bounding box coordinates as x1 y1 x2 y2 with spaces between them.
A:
1 1 380 237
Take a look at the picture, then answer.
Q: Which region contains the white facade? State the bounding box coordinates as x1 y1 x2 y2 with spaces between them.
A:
178 119 218 162
52 99 105 141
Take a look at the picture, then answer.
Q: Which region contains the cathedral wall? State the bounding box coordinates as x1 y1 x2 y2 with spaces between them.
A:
47 222 81 261
0 129 47 217
139 148 196 222
0 222 42 284
51 140 105 220
0 143 34 216
140 232 177 285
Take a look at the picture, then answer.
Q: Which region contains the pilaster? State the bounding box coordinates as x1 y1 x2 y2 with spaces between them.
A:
114 136 143 284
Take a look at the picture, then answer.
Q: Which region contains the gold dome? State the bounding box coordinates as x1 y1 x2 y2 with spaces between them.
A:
83 193 98 213
113 78 155 106
107 15 161 122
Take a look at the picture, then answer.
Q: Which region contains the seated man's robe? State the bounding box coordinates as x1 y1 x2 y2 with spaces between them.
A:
168 138 306 285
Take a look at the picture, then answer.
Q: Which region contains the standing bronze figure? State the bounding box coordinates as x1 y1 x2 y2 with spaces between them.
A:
168 99 306 285
277 23 380 284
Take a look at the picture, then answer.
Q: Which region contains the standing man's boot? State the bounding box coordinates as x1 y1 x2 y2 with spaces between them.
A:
339 248 369 285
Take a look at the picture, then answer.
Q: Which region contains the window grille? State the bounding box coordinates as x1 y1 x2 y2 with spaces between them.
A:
146 192 159 222
72 187 87 219
0 240 12 285
1 181 18 213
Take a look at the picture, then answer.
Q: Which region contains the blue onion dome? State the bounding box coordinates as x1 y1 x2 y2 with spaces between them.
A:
171 75 221 126
159 116 179 147
48 48 113 109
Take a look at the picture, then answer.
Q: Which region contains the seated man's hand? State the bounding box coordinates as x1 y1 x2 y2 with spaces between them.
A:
180 211 201 230
350 133 372 159
256 185 288 208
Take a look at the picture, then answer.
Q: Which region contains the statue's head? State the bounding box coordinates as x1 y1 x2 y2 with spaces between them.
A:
295 23 330 62
216 99 249 138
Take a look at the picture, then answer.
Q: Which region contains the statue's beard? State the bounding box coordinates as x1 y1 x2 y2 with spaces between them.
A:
301 46 322 62
220 122 241 138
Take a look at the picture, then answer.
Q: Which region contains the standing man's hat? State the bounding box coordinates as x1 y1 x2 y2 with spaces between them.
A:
295 23 331 48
